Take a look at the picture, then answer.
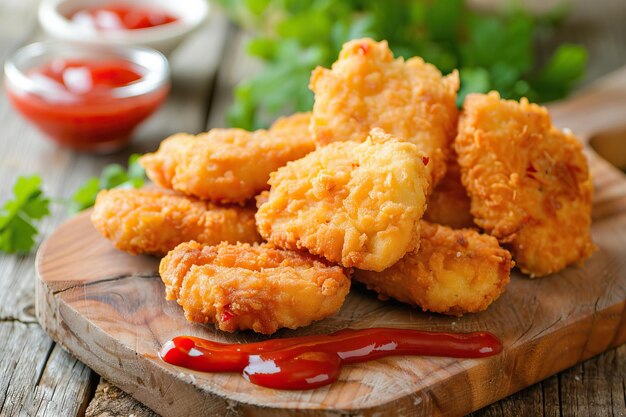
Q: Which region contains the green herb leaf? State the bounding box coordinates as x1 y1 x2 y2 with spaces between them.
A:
68 178 100 215
68 154 146 214
457 67 491 107
0 175 50 254
530 44 588 102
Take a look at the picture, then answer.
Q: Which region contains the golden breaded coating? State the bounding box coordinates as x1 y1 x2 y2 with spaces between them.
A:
139 113 315 204
423 154 474 229
353 221 513 316
310 38 459 186
455 92 595 277
159 241 351 334
256 128 429 272
268 111 314 145
91 188 261 256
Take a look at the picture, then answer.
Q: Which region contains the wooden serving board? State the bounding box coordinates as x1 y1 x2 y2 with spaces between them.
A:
36 67 626 417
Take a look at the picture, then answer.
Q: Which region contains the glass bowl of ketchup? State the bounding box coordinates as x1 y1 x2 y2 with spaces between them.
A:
4 41 170 153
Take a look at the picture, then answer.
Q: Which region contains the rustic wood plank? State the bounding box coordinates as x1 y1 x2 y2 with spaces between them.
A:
471 344 626 417
86 380 158 417
0 322 94 416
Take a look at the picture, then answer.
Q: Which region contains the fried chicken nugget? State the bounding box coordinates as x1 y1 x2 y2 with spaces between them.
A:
353 221 513 316
309 38 459 186
256 128 430 272
139 112 315 204
455 92 595 277
423 153 474 229
159 241 351 334
91 188 261 256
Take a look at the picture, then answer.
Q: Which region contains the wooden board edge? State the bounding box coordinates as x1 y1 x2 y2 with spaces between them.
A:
34 267 626 417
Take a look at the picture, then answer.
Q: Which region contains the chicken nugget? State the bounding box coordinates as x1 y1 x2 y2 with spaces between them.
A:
91 188 261 256
268 111 313 143
423 153 474 229
160 241 351 334
309 38 459 186
455 92 595 277
353 221 513 316
256 128 430 272
139 113 315 204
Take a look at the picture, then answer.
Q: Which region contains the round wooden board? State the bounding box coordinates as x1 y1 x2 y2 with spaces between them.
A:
36 69 626 417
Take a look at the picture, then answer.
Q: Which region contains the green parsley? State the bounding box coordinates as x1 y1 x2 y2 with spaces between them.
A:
0 175 50 254
68 154 146 214
218 0 587 130
0 155 147 254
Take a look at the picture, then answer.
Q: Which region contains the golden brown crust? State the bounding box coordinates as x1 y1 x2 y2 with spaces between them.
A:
139 113 315 204
309 38 459 186
159 241 351 334
455 92 595 277
353 221 513 316
91 188 261 256
256 128 430 272
423 153 474 229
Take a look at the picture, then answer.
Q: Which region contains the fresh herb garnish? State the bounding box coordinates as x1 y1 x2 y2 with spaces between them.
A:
0 155 146 254
0 175 50 254
218 0 587 130
68 154 146 214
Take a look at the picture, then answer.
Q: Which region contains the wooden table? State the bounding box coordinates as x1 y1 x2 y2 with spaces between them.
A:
0 1 624 416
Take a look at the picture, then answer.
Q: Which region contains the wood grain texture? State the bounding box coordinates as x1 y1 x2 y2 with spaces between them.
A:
86 379 158 417
35 67 626 416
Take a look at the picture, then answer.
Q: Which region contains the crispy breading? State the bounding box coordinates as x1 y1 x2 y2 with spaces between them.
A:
423 153 474 229
91 188 261 256
268 111 313 143
159 241 351 334
309 38 459 186
256 128 429 272
455 92 595 277
139 112 315 204
353 221 513 316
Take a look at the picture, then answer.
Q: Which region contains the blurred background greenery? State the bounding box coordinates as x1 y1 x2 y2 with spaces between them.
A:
216 0 588 130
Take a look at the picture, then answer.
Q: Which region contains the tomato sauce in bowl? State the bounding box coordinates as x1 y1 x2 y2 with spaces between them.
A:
69 2 178 31
4 42 169 153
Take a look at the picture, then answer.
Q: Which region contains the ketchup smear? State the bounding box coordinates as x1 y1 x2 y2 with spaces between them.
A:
160 328 502 390
70 3 178 31
7 59 168 152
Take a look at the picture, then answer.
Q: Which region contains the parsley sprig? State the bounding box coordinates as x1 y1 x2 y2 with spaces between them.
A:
68 154 146 214
219 0 588 130
0 155 145 254
0 176 50 254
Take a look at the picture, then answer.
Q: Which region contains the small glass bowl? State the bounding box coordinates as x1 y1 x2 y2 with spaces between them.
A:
4 41 170 153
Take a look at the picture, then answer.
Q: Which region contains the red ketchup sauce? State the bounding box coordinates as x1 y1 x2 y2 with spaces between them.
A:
6 59 168 152
70 3 178 31
159 328 503 390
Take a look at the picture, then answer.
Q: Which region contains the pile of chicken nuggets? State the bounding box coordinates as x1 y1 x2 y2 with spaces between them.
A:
91 38 595 335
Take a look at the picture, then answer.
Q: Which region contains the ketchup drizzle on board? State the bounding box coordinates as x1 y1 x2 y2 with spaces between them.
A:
160 328 502 390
